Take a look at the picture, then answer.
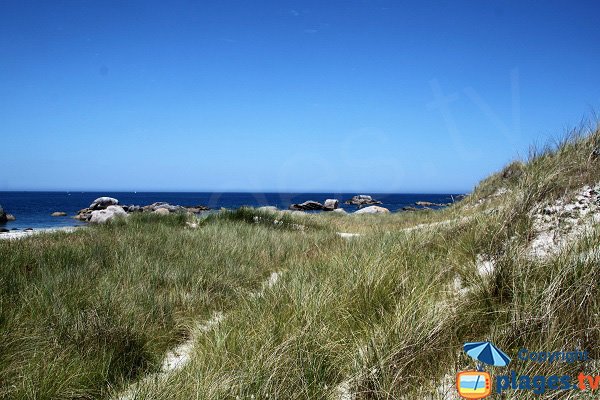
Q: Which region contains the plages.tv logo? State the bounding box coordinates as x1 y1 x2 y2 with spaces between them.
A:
456 341 511 399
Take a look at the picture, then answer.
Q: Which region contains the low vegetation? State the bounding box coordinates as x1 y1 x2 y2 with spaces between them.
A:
1 122 600 399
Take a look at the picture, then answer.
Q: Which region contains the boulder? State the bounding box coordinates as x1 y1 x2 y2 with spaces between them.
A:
51 212 67 217
323 199 339 211
143 202 185 213
153 208 170 216
415 201 435 207
0 228 9 233
6 214 16 221
186 205 210 213
89 197 119 210
0 204 6 223
289 201 324 211
353 206 390 215
402 206 419 212
122 205 142 213
332 208 347 214
344 195 382 206
257 206 278 213
90 205 128 224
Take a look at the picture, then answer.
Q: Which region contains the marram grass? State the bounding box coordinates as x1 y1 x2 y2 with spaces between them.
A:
2 123 600 399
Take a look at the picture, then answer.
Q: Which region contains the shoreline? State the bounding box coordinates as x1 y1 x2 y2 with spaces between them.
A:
0 226 81 240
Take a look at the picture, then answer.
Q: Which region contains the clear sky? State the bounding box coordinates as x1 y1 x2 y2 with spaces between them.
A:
1 1 599 193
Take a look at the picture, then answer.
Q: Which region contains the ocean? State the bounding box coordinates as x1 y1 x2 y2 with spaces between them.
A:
0 192 461 230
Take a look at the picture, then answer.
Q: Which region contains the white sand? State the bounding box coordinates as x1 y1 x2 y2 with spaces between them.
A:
0 226 80 240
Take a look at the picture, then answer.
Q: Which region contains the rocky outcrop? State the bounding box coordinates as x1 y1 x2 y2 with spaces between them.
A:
353 205 390 214
344 195 382 206
323 199 339 211
0 204 6 223
51 212 67 217
74 197 209 221
90 205 128 224
6 214 15 221
89 197 119 210
289 201 324 211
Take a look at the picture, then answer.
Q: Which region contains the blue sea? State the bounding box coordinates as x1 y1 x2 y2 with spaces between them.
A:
0 192 461 230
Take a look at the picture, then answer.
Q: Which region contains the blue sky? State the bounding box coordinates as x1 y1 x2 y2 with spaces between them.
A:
1 1 599 193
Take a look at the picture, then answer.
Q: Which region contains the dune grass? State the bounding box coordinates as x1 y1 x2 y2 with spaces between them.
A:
2 122 600 399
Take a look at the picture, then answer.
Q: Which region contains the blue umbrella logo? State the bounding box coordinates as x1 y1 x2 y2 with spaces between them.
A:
463 341 511 368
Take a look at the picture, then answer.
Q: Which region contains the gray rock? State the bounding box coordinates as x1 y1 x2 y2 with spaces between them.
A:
6 214 16 221
51 212 67 217
153 208 170 216
344 195 382 206
353 206 390 214
186 205 210 213
257 206 278 213
0 204 7 223
323 199 339 211
143 202 185 213
90 205 128 224
332 208 347 214
289 201 324 211
402 206 419 212
89 197 119 210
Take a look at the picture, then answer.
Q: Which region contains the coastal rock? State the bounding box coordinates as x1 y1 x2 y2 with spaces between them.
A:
402 206 419 212
0 204 6 223
51 212 67 217
6 214 16 221
74 210 92 221
289 201 323 211
89 197 119 210
344 195 382 206
143 202 186 213
323 199 339 211
353 205 390 215
415 201 435 207
0 228 9 233
122 205 142 213
90 205 128 224
257 206 278 213
186 205 210 213
332 208 347 215
415 201 448 207
153 208 170 216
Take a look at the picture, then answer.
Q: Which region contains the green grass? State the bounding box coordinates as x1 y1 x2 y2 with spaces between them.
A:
2 122 600 399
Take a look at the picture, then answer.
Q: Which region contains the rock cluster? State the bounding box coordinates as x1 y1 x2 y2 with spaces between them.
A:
289 201 324 211
75 197 209 223
344 195 382 206
289 199 340 211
